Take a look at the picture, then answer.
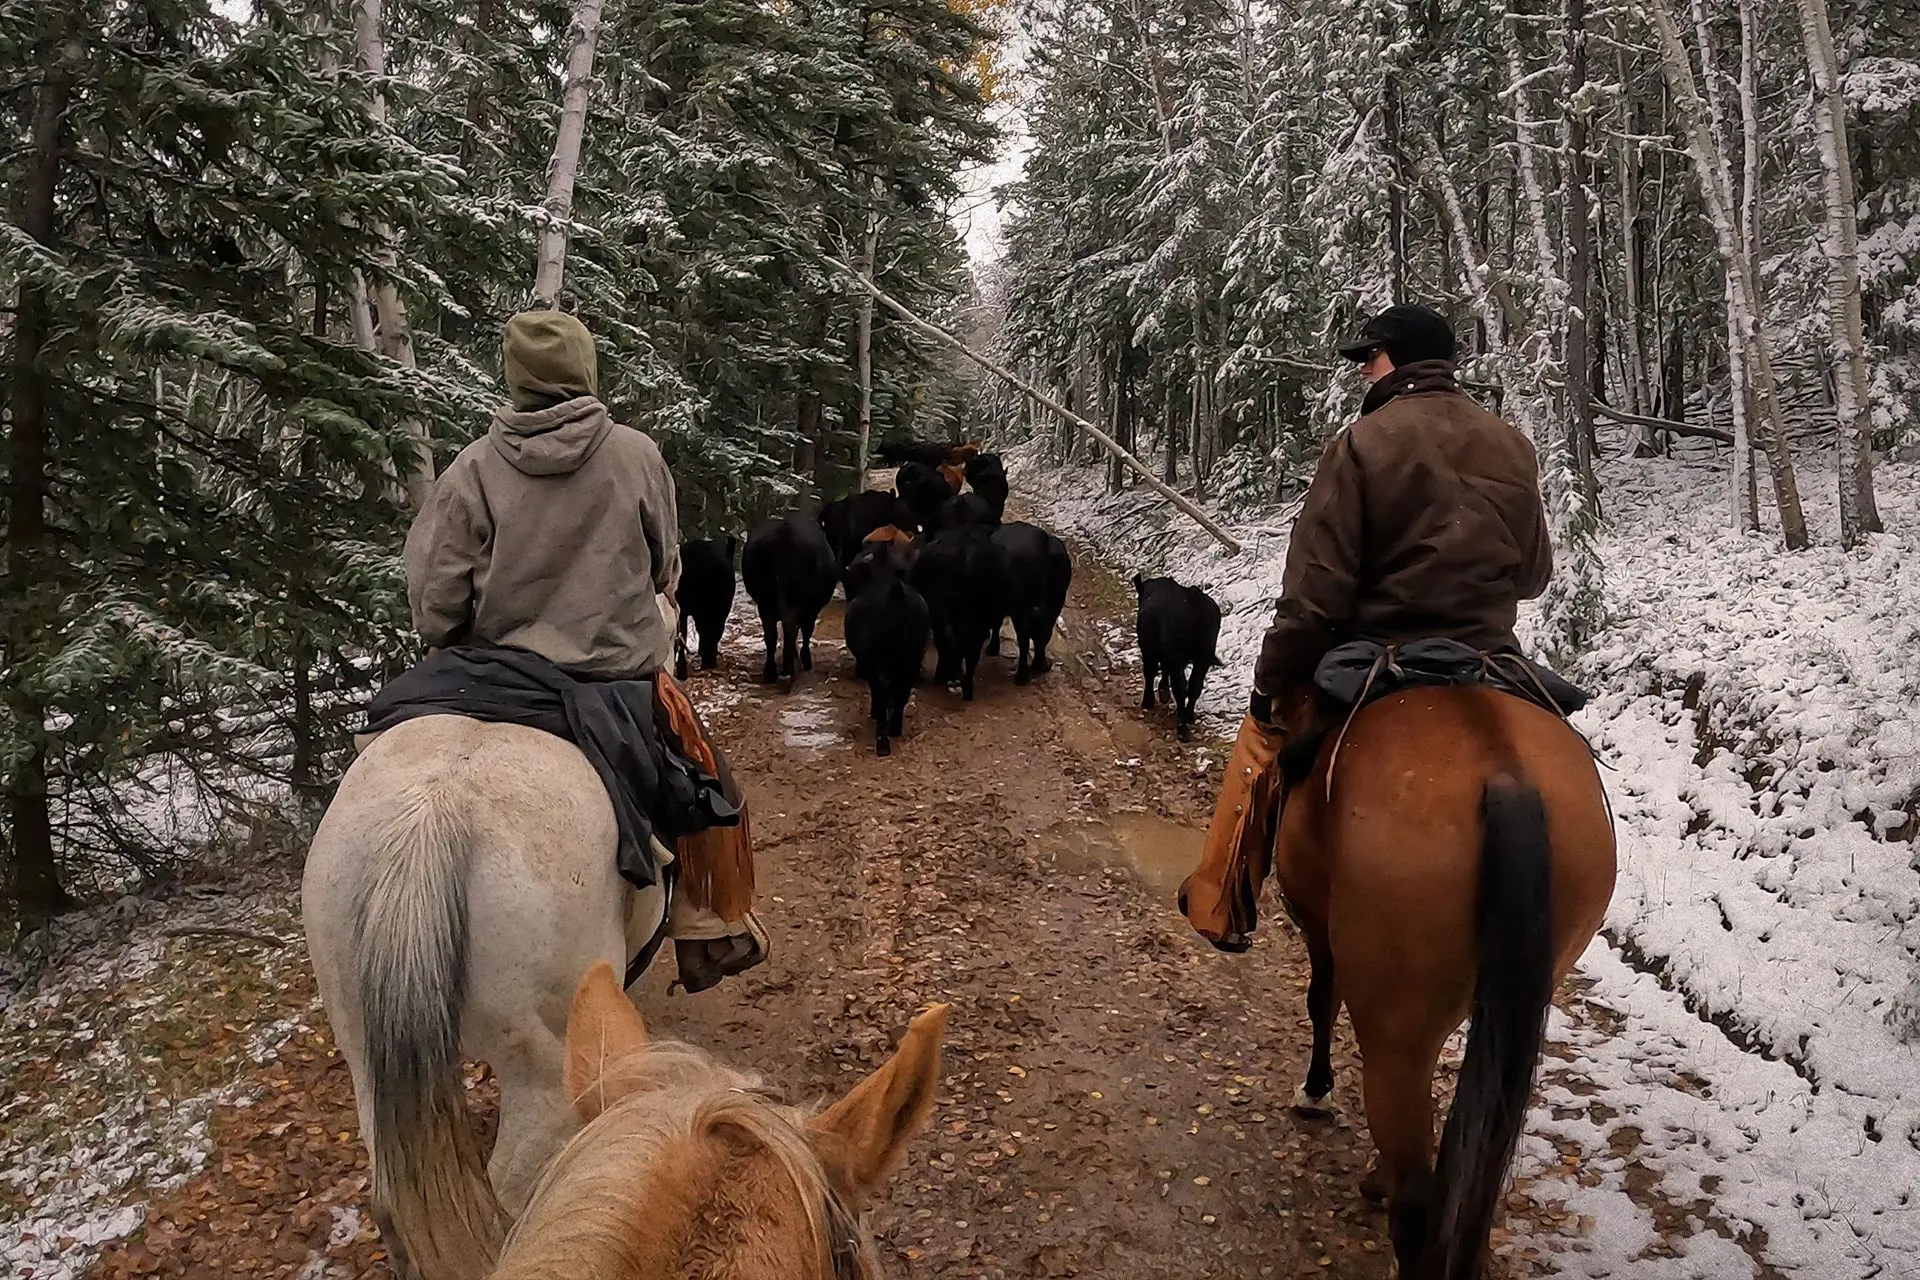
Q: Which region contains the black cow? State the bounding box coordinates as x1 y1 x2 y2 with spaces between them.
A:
912 526 1008 702
965 452 1010 521
991 522 1072 684
844 531 919 599
740 517 839 685
674 536 737 679
843 543 932 757
822 489 917 568
875 439 973 468
938 491 1001 532
895 460 957 533
1134 574 1222 740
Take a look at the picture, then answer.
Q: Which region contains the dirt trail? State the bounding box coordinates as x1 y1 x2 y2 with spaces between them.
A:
633 549 1387 1278
89 543 1579 1279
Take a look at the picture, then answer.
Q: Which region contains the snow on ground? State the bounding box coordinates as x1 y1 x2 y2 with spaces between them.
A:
1013 441 1920 1276
0 863 311 1279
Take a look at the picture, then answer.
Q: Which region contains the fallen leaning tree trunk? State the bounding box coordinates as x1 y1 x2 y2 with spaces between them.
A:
826 258 1242 556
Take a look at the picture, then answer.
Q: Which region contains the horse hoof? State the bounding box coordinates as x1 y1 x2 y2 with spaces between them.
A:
1291 1084 1340 1118
876 737 892 758
1015 669 1031 686
760 668 778 684
1033 656 1052 674
1359 1164 1389 1204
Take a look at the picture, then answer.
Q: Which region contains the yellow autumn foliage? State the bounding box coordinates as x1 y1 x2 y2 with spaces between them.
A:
947 0 1010 102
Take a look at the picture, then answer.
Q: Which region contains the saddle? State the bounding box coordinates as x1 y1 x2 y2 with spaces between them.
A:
1181 641 1591 952
1312 638 1589 717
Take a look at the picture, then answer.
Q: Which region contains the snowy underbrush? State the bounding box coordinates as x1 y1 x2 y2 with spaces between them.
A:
0 847 312 1279
1013 442 1920 1272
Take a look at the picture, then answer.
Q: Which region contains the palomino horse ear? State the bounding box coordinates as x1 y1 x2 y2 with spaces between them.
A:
808 1004 948 1207
563 960 651 1123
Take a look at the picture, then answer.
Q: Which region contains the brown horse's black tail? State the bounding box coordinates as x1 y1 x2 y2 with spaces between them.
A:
1430 772 1555 1280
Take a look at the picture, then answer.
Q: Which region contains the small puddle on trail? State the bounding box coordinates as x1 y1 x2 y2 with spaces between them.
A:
1046 811 1206 897
780 697 840 750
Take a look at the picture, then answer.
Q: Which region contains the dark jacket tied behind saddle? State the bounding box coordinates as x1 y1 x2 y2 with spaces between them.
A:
1254 360 1553 700
360 647 739 892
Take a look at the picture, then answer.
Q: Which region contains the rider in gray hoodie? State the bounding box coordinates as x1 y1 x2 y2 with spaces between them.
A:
405 308 681 675
403 309 762 992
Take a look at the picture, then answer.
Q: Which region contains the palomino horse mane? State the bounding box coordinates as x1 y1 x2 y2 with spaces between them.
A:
497 1038 871 1280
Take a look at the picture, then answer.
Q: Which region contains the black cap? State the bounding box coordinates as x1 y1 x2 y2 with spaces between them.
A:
1335 304 1456 365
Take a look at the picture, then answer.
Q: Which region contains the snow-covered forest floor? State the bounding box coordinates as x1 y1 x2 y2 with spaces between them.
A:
1016 442 1920 1277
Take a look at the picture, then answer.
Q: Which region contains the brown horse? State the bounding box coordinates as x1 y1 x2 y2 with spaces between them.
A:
490 961 946 1280
1264 685 1613 1279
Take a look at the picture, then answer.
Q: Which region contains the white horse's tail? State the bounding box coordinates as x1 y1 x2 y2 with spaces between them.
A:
352 785 504 1279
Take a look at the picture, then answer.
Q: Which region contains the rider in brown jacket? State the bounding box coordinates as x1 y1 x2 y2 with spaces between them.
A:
1249 304 1552 724
1184 305 1553 948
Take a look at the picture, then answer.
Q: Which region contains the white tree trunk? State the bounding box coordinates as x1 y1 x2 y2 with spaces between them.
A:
1794 0 1883 544
350 271 377 352
1637 0 1807 547
355 0 432 510
854 215 878 485
532 0 606 306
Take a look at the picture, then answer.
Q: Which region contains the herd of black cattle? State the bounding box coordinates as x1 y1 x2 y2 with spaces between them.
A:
673 443 1227 754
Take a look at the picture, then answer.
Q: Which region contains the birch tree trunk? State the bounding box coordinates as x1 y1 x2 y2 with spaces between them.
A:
355 0 434 511
1794 0 1883 544
1638 0 1807 547
533 0 606 306
854 215 878 484
1735 0 1808 547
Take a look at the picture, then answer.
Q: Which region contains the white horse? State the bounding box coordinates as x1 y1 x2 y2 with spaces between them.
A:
302 712 669 1280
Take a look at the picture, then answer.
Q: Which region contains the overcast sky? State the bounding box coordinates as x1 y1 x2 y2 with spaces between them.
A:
954 27 1033 265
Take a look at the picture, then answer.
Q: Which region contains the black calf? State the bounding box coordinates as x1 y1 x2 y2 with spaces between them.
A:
896 461 957 533
1134 574 1222 740
938 491 1001 532
740 517 839 685
912 526 1008 702
824 489 917 568
991 522 1072 684
843 544 932 757
675 536 738 678
965 452 1009 521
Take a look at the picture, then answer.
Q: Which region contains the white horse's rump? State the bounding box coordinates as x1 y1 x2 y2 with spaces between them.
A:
303 714 666 1280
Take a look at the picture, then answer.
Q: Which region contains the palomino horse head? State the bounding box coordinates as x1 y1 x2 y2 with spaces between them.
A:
491 962 948 1280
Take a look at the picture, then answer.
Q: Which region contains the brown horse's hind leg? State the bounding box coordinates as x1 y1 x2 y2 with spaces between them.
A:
1292 925 1340 1114
1358 1040 1444 1276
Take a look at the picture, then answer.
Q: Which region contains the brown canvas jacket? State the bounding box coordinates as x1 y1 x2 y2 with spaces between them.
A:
1253 361 1551 698
405 395 682 679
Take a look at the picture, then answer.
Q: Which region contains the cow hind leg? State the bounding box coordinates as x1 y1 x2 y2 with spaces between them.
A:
871 673 892 757
759 612 779 684
1032 613 1057 675
1167 663 1193 740
780 612 800 680
1013 612 1035 685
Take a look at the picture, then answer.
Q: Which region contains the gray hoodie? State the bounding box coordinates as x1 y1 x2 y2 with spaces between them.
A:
404 396 682 678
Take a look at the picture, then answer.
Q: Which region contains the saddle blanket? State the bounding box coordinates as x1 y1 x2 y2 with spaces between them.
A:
360 646 740 894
